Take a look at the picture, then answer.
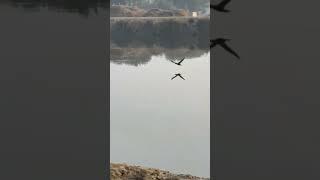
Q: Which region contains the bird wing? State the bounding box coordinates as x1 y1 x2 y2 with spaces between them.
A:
171 75 178 80
169 59 177 64
178 74 185 80
210 41 217 48
220 42 240 59
218 0 231 8
177 58 185 64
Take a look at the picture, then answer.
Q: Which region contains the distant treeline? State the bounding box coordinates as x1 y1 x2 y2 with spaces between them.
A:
111 0 209 11
3 0 109 16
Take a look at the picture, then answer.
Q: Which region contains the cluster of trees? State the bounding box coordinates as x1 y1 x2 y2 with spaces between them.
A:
111 0 209 11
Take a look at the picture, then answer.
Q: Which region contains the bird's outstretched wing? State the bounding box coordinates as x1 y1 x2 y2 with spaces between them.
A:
177 58 185 64
220 42 240 59
171 75 178 80
210 41 218 48
169 59 177 64
217 0 231 8
178 75 185 80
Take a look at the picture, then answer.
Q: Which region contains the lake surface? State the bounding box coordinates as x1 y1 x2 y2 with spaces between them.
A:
110 52 210 177
110 17 210 177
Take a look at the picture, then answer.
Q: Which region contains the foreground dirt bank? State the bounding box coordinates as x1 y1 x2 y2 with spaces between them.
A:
110 163 209 180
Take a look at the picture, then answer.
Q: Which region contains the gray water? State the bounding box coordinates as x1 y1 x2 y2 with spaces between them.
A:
110 52 210 177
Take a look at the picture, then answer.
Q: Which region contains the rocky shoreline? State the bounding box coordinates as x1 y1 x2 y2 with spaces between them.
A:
110 163 209 180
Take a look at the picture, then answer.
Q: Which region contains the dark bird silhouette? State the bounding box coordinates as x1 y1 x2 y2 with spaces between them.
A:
211 38 240 59
210 0 231 12
169 58 185 66
171 73 185 80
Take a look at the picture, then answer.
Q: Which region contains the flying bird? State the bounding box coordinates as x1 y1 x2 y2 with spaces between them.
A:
169 58 185 66
210 0 231 12
211 38 240 59
171 73 185 80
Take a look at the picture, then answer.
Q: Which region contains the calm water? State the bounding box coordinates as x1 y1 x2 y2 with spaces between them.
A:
110 51 210 177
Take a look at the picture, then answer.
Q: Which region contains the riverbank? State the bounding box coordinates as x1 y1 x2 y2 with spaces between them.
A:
110 163 209 180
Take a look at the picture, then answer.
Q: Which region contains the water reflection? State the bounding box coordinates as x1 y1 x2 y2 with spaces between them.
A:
111 17 210 66
111 47 209 66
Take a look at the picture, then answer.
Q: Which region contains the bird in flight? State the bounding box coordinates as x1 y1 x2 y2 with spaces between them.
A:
169 58 185 66
210 0 231 12
171 73 185 80
211 38 240 59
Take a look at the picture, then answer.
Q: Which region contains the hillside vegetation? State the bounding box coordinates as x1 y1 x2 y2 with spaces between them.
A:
111 5 189 17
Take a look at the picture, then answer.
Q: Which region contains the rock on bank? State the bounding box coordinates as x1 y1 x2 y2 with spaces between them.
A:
110 163 210 180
